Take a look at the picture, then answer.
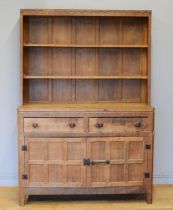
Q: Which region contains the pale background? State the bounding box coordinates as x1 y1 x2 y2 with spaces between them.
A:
0 0 173 186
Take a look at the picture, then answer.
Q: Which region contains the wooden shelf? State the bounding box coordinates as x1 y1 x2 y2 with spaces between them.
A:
22 13 150 104
23 75 148 80
23 43 148 48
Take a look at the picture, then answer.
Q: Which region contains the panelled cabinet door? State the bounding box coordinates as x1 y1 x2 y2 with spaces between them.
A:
24 138 86 187
87 137 147 187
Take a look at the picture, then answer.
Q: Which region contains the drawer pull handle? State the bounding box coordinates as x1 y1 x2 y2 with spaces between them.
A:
83 159 110 166
91 160 110 165
135 122 142 128
69 123 76 128
32 123 38 128
96 123 104 128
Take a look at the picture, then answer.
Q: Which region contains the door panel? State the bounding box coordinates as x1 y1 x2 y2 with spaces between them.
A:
87 137 146 187
128 163 144 181
110 164 124 182
25 138 86 187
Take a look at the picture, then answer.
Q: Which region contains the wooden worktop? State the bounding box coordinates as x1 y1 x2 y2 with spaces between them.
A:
18 102 154 112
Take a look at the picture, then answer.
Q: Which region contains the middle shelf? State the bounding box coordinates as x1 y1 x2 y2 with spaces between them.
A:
23 43 148 48
23 75 148 80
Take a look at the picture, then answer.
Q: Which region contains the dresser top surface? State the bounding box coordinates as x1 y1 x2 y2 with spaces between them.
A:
21 9 151 17
18 102 154 112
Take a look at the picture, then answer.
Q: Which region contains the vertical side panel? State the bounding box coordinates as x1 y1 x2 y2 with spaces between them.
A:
147 15 151 105
146 112 154 203
18 112 25 204
20 14 24 104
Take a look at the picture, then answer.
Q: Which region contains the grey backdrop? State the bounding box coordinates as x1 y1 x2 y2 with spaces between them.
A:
0 0 173 185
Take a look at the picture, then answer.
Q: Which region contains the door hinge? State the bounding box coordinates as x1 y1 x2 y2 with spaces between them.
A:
145 144 151 150
21 145 27 151
22 174 28 180
144 172 150 178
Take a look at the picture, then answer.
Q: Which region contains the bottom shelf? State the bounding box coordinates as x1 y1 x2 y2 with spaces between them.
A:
23 79 148 104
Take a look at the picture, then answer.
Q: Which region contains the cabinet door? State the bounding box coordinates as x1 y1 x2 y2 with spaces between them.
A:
24 138 86 187
87 137 147 187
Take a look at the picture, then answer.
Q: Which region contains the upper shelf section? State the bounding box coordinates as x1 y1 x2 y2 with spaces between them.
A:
23 16 149 46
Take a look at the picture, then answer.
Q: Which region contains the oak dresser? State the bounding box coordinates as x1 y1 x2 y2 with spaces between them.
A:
17 9 154 205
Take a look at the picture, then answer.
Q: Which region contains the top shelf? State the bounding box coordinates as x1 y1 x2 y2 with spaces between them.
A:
23 43 148 48
21 9 151 17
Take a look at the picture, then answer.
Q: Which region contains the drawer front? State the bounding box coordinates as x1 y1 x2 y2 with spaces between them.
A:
24 118 84 134
89 117 150 133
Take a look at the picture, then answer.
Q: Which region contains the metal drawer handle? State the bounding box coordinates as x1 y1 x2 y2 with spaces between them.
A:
83 159 110 166
134 122 142 128
69 123 76 128
32 123 38 128
96 123 104 128
91 160 110 165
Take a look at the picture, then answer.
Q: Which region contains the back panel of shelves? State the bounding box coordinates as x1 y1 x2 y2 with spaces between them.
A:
22 13 151 104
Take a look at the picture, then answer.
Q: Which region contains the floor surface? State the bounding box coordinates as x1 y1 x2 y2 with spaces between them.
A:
0 185 173 210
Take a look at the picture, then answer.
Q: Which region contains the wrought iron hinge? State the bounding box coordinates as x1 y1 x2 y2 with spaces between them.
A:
21 145 27 151
22 174 28 180
144 172 150 178
145 144 151 150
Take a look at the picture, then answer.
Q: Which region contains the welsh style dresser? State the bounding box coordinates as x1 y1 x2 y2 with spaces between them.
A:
17 9 154 205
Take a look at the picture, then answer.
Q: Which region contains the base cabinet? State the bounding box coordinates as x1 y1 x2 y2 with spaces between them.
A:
24 137 147 187
18 110 154 205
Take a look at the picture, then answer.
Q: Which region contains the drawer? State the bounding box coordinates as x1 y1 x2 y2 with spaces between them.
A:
89 117 150 133
24 118 84 134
